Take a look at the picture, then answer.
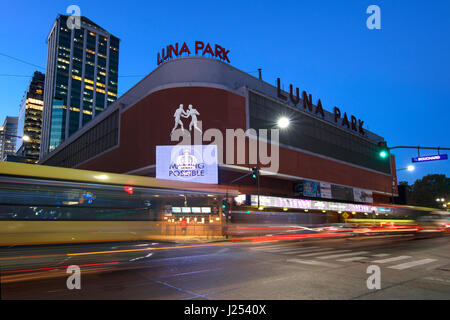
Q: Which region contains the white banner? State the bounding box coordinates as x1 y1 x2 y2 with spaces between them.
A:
250 195 376 213
156 145 218 184
320 182 332 199
353 188 373 203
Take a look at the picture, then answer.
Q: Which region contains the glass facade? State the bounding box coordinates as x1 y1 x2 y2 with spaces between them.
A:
83 31 96 125
43 15 119 156
248 91 392 174
16 71 45 163
0 117 18 160
107 36 119 105
45 110 119 168
68 28 83 136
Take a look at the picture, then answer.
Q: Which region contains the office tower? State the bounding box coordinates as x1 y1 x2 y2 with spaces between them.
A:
40 14 119 160
0 126 3 158
15 71 45 163
0 116 18 160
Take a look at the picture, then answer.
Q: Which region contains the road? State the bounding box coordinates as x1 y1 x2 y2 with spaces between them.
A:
1 235 449 299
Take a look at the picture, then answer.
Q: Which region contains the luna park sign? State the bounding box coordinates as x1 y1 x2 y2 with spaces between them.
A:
157 41 230 65
277 78 365 135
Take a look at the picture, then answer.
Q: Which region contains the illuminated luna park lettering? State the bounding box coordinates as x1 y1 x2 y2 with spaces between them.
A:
157 41 230 65
277 77 365 135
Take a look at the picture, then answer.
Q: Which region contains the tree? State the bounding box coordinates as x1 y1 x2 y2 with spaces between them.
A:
396 181 412 205
408 174 450 208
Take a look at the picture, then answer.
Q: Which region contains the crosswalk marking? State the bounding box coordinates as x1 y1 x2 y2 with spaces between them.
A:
372 256 411 263
277 247 331 254
372 254 390 257
337 256 367 262
249 246 293 252
286 259 339 268
264 248 305 253
298 249 350 257
250 243 290 250
249 244 288 250
318 251 369 260
273 247 319 253
388 259 437 270
251 245 439 271
250 246 324 253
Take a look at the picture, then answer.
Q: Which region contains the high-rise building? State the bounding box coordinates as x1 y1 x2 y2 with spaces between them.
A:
0 127 3 158
0 116 18 160
40 14 119 160
15 71 45 163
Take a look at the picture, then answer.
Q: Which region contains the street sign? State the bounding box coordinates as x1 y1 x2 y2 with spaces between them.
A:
342 212 349 219
411 154 448 163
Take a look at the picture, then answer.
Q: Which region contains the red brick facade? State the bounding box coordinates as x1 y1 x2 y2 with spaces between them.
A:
77 86 394 203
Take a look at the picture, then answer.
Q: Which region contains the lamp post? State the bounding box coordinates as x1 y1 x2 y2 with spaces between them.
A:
277 116 290 129
396 165 415 172
392 165 415 203
0 133 30 159
1 133 30 142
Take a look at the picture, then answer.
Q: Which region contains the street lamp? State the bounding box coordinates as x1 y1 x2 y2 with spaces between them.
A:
277 116 290 129
392 165 415 204
1 133 30 142
396 165 415 172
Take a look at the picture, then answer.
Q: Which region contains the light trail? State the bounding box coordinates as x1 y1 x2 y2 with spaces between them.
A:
2 262 120 274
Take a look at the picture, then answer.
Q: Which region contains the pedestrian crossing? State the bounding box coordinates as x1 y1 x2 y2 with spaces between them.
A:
317 251 369 260
387 259 437 270
248 244 439 271
372 256 411 264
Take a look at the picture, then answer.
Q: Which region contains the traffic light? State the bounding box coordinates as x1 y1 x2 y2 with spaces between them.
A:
222 198 230 210
377 141 389 159
251 167 259 179
221 198 231 219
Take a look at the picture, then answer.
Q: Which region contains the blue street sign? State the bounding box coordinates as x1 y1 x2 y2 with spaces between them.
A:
412 154 448 163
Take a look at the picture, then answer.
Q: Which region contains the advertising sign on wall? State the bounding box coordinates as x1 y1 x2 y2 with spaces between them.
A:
353 188 374 204
331 184 354 202
251 195 312 209
156 145 218 184
302 180 321 198
250 195 375 213
320 182 332 199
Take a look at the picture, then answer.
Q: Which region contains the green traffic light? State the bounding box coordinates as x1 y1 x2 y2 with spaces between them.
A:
379 151 388 158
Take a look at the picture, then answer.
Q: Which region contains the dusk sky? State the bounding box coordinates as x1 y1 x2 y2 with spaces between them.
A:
1 0 449 184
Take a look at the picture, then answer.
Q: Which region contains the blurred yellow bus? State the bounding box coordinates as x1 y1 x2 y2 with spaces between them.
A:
0 162 236 246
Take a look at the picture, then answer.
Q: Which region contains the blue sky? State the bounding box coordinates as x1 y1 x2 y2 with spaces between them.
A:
1 0 449 184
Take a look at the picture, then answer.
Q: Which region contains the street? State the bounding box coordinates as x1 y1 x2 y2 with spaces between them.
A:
1 235 449 299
